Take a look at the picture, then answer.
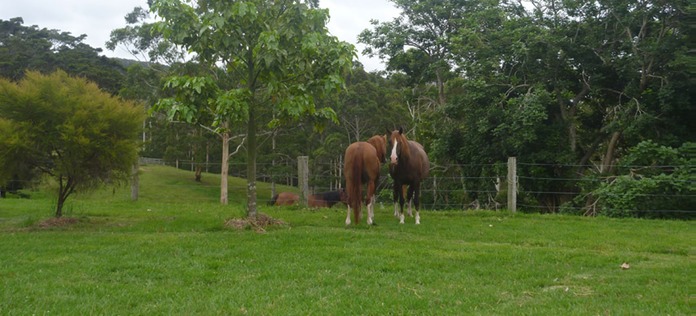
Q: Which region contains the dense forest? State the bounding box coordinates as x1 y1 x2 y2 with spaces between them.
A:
0 0 693 218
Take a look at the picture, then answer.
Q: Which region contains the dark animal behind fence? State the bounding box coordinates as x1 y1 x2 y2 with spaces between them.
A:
308 190 347 208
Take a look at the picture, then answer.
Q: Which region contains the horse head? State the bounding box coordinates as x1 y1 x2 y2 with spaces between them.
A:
387 127 407 166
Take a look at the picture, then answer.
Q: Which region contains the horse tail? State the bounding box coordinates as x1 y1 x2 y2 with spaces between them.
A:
269 193 279 206
348 149 363 223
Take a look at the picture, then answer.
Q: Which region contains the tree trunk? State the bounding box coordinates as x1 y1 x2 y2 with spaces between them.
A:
220 126 230 205
56 175 75 218
246 105 257 218
195 165 202 182
600 131 621 175
206 143 210 173
246 55 258 218
271 129 276 199
436 68 446 106
56 197 65 218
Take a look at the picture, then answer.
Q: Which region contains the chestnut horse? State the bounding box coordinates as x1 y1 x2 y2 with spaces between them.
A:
308 190 348 208
343 135 386 225
269 192 299 206
388 128 430 224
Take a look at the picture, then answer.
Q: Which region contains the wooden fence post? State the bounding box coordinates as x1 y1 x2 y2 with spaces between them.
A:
507 157 517 213
298 156 309 206
131 160 139 201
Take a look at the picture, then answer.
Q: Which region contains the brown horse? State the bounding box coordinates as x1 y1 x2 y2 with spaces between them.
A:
269 192 299 206
367 134 387 164
388 128 430 224
343 136 383 225
308 190 348 208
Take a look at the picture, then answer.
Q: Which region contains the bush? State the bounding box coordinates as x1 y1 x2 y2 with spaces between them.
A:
594 141 695 219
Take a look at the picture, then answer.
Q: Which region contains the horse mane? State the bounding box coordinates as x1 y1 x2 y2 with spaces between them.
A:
367 135 387 163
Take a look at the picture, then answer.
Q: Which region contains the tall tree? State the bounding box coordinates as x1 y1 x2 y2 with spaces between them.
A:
358 0 490 106
0 18 125 94
149 0 354 216
0 71 144 217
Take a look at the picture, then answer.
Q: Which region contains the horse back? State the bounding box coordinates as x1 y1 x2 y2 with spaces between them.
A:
346 142 380 181
409 140 430 178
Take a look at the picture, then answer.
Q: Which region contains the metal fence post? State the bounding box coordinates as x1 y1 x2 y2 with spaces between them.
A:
507 157 517 213
298 156 309 206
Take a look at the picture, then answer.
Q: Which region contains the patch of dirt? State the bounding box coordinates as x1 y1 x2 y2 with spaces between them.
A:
38 217 80 228
224 213 287 233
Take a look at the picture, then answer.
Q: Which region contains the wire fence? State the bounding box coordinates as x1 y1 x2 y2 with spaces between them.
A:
3 156 694 218
133 157 695 218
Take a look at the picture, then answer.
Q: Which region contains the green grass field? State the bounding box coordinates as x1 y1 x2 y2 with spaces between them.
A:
1 165 693 315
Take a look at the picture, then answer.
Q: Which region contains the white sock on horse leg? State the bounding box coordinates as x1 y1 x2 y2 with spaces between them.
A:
371 199 376 224
399 213 405 224
394 203 399 217
415 211 420 225
345 206 352 226
367 202 373 225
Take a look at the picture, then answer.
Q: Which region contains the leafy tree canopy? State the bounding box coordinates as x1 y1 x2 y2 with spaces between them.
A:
146 0 355 214
0 18 125 94
0 71 144 216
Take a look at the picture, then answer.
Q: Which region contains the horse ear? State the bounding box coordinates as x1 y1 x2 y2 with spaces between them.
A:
398 127 404 134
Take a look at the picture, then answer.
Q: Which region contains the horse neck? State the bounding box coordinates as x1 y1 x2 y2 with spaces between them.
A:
368 136 386 163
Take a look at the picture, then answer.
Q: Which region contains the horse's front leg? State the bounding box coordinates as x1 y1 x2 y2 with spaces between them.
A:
398 192 406 225
406 186 416 217
392 182 401 218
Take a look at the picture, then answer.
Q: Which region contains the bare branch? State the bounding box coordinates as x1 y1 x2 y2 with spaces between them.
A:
228 136 247 159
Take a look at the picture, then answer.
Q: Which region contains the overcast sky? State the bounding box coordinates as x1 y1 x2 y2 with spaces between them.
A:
0 0 400 72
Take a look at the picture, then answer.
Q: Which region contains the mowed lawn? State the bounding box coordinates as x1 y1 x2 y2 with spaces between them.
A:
0 165 693 315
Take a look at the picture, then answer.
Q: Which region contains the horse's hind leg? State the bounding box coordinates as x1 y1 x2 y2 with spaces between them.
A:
367 181 376 225
367 196 375 225
345 205 352 226
412 183 422 225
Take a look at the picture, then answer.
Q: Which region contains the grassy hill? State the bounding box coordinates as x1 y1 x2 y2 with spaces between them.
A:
0 165 693 314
